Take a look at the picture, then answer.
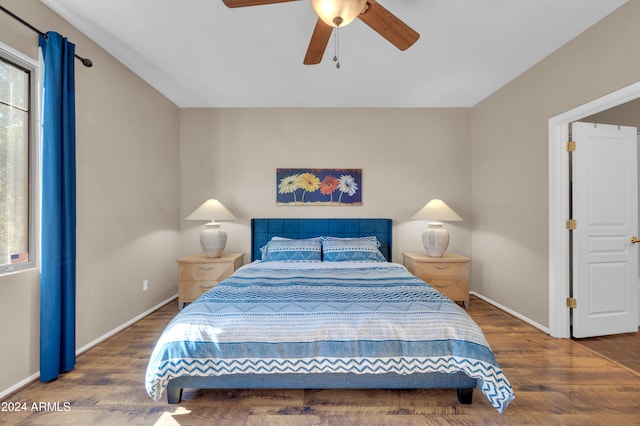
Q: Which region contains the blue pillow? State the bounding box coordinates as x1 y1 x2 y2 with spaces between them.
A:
263 239 322 262
259 236 288 260
321 237 387 262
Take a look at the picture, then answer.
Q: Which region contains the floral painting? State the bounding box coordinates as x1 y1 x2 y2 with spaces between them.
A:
277 168 362 206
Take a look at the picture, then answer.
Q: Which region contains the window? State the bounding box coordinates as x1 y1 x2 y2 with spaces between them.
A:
0 44 36 273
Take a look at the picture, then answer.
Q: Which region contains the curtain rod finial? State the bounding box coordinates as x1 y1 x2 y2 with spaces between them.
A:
75 54 92 67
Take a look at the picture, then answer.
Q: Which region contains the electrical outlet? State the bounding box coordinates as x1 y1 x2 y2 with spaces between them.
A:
143 280 149 292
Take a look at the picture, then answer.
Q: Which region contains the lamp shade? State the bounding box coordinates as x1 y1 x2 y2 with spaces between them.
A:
412 199 463 257
411 199 463 222
186 199 235 222
186 199 235 258
311 0 367 27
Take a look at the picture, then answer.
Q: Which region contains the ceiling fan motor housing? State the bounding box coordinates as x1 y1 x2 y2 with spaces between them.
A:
310 0 367 27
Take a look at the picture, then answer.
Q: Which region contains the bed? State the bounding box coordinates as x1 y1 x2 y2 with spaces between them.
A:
145 218 514 413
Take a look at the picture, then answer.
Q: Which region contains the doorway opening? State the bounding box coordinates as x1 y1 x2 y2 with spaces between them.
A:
548 81 640 338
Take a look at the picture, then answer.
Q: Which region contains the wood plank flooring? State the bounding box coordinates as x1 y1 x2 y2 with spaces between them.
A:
2 296 640 425
574 331 640 373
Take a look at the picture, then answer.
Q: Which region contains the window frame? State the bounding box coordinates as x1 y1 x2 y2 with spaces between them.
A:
0 41 38 275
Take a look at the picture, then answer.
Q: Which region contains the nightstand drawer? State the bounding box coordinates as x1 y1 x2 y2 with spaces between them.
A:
428 279 469 301
415 262 468 281
179 280 219 301
178 262 235 281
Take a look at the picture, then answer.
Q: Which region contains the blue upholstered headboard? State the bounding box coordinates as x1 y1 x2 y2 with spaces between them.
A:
251 218 393 262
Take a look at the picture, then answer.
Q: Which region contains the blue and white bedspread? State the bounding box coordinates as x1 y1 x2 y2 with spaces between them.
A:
145 261 514 413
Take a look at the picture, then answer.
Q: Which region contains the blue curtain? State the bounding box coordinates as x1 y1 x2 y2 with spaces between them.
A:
39 32 77 382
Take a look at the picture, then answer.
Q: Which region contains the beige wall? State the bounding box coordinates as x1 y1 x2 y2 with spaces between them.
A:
584 98 640 127
179 108 472 262
0 0 181 395
470 0 640 327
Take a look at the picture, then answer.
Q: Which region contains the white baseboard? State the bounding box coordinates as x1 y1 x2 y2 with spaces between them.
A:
0 294 177 400
470 291 550 335
0 372 40 401
76 294 177 355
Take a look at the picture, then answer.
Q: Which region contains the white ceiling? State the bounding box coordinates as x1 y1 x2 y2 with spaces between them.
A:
40 0 627 108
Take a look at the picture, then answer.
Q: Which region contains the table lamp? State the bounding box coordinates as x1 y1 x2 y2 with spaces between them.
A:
186 199 235 258
411 199 463 257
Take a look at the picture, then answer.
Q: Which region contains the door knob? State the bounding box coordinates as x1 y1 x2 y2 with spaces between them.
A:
632 236 640 244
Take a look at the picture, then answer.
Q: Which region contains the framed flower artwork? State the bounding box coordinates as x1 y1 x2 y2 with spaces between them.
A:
277 168 362 206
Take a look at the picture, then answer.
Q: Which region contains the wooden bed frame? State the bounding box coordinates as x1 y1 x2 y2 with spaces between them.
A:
166 218 477 404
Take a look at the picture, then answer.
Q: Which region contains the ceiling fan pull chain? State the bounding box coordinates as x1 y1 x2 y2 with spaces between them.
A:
333 26 340 69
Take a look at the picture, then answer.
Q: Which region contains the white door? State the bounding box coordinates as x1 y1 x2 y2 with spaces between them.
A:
572 122 639 338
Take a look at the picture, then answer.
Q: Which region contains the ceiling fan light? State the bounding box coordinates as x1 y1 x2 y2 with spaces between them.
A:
311 0 367 27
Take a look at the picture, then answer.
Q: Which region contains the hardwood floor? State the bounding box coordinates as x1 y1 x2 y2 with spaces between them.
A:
574 331 640 373
2 296 640 425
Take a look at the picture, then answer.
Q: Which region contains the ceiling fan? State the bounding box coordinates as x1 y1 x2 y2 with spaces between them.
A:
221 0 420 65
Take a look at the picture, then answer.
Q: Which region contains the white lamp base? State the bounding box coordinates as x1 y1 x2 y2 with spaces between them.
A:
422 222 449 257
200 222 227 258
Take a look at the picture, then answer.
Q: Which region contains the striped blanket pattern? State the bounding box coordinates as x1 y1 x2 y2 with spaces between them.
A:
145 261 514 413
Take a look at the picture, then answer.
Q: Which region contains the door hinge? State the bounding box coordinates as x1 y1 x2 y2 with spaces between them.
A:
566 219 577 230
566 141 576 152
566 297 577 309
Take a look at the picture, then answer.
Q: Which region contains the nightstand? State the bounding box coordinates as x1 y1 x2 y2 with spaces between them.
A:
402 252 470 308
176 252 244 309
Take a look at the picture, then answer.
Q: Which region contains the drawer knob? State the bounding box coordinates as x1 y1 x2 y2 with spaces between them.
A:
199 283 216 289
434 265 450 270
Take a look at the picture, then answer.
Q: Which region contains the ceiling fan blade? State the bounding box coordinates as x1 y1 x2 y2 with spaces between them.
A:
222 0 299 7
358 0 419 51
303 18 333 65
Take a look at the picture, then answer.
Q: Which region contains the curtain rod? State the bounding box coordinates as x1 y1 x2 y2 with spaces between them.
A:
0 5 92 67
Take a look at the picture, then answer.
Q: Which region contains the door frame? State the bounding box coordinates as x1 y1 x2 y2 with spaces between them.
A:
548 81 640 338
